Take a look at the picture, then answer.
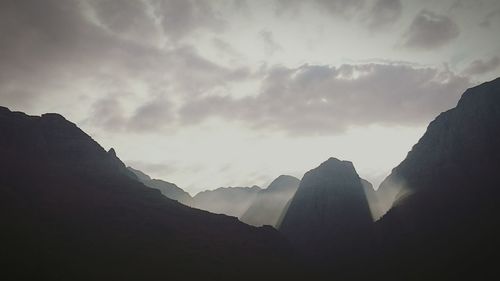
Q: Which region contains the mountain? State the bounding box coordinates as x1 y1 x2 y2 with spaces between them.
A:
0 106 297 280
279 158 374 264
240 175 300 227
374 78 500 279
192 185 261 218
127 167 193 206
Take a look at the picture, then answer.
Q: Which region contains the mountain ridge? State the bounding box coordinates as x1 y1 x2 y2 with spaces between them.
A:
127 166 193 205
0 105 298 280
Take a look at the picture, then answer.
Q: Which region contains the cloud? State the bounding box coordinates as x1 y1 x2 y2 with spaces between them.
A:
212 37 242 58
259 30 283 55
365 0 402 29
88 97 128 132
88 0 160 44
152 0 226 41
0 0 247 121
276 0 401 28
0 0 482 138
479 9 500 28
401 9 460 49
0 0 167 110
463 56 500 76
275 0 365 19
128 99 174 132
179 63 472 135
87 96 175 133
313 0 365 18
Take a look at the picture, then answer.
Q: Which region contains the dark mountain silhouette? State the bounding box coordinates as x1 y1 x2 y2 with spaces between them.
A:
279 158 374 265
0 106 297 280
192 185 261 218
240 175 300 227
373 77 500 280
127 166 193 206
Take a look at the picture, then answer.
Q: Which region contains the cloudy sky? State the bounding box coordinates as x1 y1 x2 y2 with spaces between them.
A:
1 0 500 194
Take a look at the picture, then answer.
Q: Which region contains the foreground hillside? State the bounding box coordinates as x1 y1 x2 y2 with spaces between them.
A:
373 77 500 280
0 106 297 280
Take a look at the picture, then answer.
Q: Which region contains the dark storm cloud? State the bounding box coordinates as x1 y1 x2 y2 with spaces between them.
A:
179 63 471 135
401 10 460 49
463 57 500 76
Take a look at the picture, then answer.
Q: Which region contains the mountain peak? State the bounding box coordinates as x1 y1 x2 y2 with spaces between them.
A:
108 148 117 157
266 175 300 192
279 157 373 261
319 157 355 171
41 112 67 121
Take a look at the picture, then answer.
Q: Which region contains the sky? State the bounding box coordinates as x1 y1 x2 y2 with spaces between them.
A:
1 0 500 195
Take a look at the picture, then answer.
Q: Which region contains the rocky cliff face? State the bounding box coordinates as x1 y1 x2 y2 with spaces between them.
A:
279 158 373 263
374 77 500 280
0 106 297 280
241 175 300 227
192 185 261 218
128 167 193 206
378 78 500 217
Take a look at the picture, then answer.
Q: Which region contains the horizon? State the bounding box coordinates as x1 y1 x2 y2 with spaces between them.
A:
1 0 500 194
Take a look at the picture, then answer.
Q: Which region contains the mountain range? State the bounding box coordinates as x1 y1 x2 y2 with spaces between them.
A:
1 77 500 280
127 166 193 205
190 185 261 218
125 167 300 228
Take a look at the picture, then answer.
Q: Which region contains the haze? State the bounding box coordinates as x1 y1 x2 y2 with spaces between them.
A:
1 0 499 194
